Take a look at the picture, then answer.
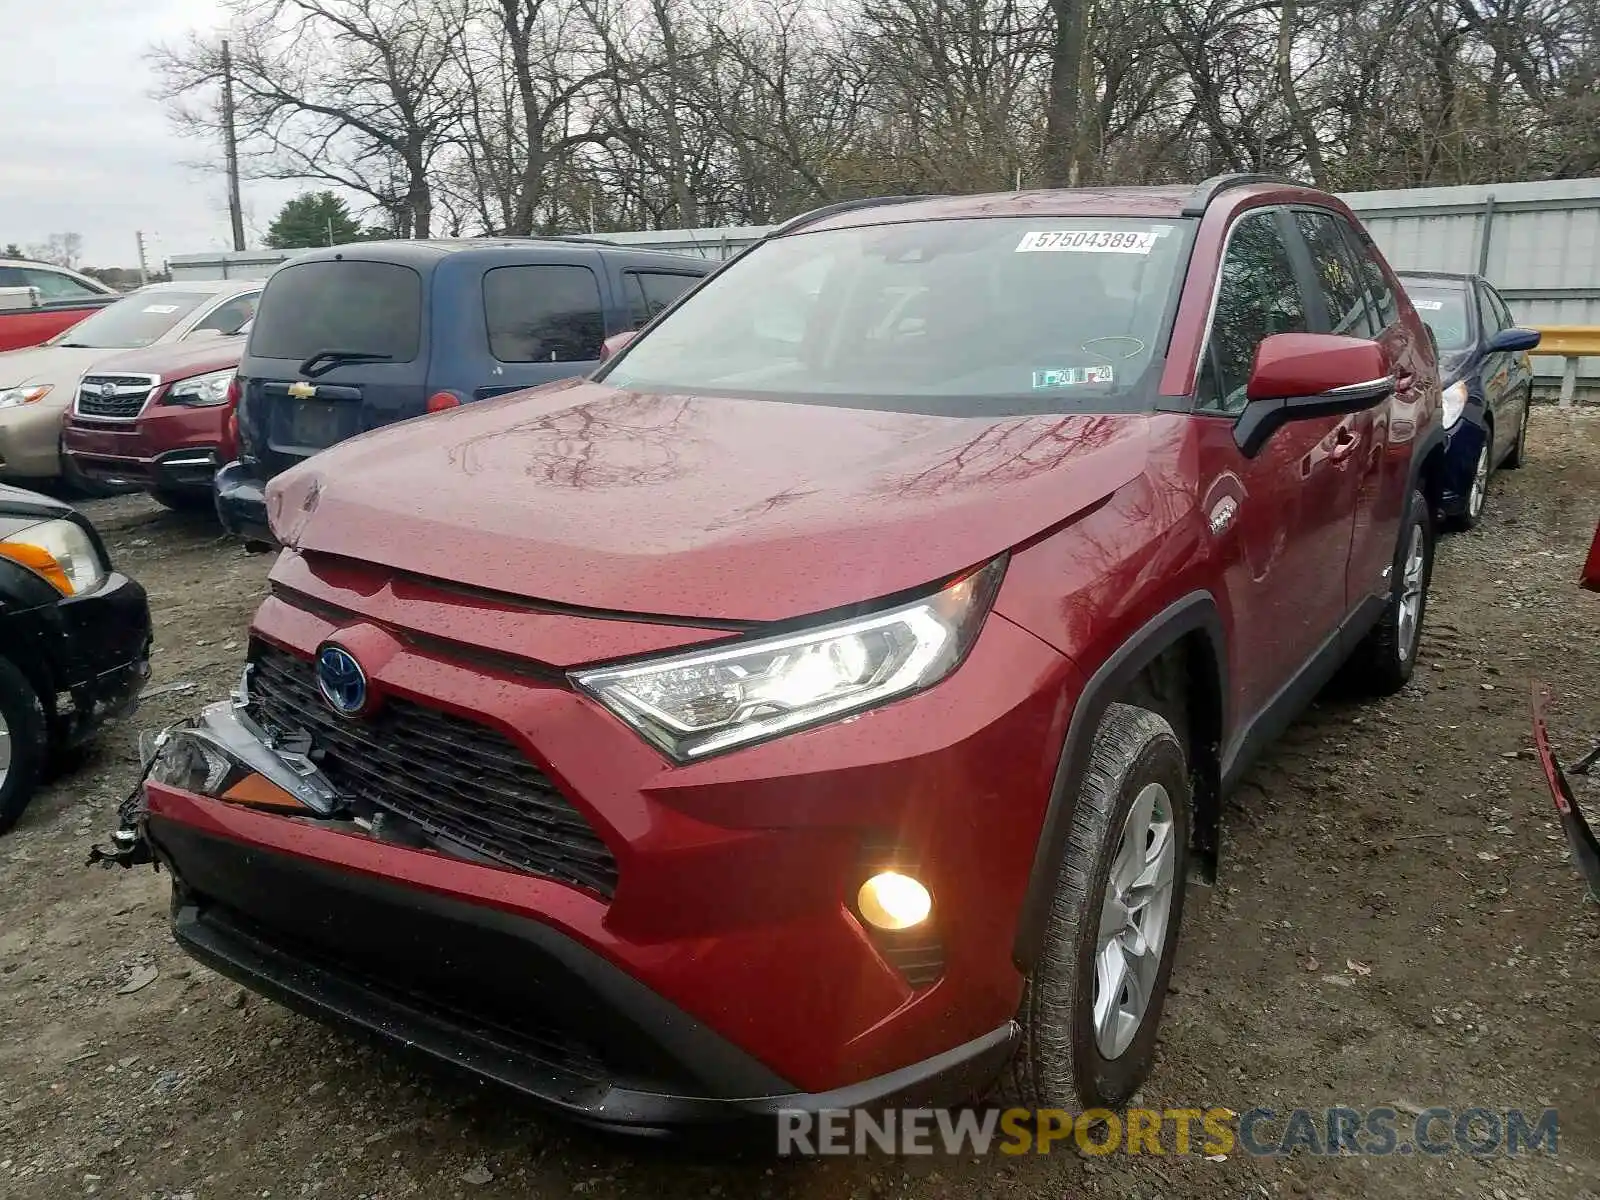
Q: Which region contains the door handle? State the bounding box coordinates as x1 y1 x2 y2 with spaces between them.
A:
1329 426 1361 462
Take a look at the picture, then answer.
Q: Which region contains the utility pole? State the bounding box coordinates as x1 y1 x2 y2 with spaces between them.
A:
221 39 246 252
134 231 149 286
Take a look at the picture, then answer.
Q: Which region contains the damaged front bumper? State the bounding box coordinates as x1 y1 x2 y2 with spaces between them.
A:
1530 683 1600 902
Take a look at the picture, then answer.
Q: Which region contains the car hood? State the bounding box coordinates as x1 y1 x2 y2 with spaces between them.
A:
84 336 243 381
268 380 1152 623
0 345 108 391
0 481 73 540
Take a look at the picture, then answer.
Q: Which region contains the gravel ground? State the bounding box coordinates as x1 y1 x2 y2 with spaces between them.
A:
1 409 1597 1199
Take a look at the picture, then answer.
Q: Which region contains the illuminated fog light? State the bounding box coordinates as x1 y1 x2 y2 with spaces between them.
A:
858 872 932 931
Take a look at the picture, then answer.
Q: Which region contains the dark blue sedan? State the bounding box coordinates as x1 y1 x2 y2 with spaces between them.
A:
1398 271 1541 529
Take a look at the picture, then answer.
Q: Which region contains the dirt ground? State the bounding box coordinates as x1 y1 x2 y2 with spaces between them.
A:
2 409 1598 1200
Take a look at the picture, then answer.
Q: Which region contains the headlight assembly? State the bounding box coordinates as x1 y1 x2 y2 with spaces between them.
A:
0 384 52 409
573 558 1007 761
1441 380 1467 429
0 518 107 596
165 369 236 407
142 700 339 814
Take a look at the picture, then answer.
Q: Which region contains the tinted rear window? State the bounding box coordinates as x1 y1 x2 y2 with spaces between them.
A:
250 261 421 362
484 265 604 363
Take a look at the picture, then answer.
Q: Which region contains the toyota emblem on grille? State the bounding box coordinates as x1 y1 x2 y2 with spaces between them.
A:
315 644 369 717
100 381 118 399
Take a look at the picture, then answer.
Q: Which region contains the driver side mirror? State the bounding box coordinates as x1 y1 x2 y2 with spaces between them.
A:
1488 326 1541 354
600 330 638 361
1235 333 1394 458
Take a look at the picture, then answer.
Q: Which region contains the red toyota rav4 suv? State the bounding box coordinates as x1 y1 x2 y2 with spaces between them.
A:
110 176 1443 1128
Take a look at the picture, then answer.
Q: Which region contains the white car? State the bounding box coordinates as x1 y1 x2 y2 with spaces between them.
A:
0 279 262 485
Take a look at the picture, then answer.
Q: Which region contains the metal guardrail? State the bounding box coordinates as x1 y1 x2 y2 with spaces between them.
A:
1531 327 1600 406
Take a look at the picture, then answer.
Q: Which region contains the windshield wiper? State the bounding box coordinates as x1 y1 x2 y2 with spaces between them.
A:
299 349 394 378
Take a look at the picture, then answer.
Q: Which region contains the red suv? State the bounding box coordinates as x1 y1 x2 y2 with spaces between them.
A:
62 333 244 509
113 176 1443 1128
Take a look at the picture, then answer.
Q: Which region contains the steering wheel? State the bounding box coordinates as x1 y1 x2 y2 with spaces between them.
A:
1082 335 1146 361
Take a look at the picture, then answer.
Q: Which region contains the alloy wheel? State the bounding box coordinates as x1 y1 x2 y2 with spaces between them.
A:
1093 782 1177 1059
1468 444 1490 519
0 708 10 791
1397 523 1426 662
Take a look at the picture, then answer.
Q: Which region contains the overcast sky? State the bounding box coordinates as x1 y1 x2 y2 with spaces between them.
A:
0 0 302 269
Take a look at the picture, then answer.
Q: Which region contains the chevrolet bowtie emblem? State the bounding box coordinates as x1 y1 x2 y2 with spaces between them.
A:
287 381 316 399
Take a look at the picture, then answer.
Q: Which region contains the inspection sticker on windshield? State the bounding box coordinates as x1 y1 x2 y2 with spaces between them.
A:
1414 299 1444 310
1016 229 1159 254
1034 366 1114 389
141 304 180 314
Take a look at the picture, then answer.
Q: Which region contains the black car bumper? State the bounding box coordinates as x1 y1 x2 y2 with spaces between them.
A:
0 571 151 748
147 817 1017 1134
213 460 275 545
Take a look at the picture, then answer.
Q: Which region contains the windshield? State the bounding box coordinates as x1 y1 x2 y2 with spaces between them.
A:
602 216 1192 414
1402 283 1472 351
54 292 210 349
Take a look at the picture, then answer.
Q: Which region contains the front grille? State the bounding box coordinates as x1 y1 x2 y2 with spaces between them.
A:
77 374 158 420
246 643 618 897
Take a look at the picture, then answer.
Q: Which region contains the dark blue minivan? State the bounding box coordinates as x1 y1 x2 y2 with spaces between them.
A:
216 238 713 543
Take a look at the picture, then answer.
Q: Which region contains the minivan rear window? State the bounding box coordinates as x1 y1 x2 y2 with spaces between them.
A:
249 261 421 362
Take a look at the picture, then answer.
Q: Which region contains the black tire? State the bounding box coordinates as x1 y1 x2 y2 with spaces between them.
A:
150 487 215 513
1503 391 1530 470
0 657 48 836
1002 703 1191 1110
1345 487 1434 695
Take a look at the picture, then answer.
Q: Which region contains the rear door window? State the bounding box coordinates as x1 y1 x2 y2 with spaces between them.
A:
484 265 604 363
1295 211 1377 337
1197 211 1310 415
624 271 699 329
249 261 422 362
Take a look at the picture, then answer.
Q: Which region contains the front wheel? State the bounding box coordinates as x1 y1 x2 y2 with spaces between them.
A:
1344 487 1433 695
1451 439 1490 531
1002 703 1191 1109
0 657 48 835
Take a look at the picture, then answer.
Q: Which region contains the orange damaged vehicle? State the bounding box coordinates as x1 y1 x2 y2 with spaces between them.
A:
62 332 245 510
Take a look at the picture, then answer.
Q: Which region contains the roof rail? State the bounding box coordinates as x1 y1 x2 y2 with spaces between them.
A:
772 194 942 237
1181 173 1298 217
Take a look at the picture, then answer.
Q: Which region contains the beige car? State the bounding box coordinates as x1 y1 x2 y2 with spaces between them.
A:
0 279 261 483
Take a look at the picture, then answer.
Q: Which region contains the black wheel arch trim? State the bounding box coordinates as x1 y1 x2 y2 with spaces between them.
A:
1011 590 1227 973
1409 423 1449 509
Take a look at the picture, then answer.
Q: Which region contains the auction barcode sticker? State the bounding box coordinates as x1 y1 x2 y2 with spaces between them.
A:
1016 229 1158 254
